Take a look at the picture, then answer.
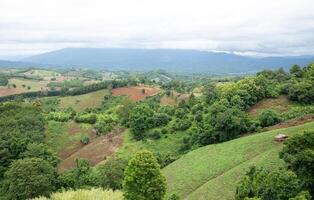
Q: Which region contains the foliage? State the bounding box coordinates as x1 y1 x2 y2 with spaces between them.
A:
21 143 60 167
0 75 8 86
128 104 154 140
58 159 98 189
47 111 72 122
74 113 97 124
0 103 45 177
123 151 166 200
279 131 314 196
235 167 305 200
3 158 57 200
80 135 90 145
258 109 282 127
97 157 128 190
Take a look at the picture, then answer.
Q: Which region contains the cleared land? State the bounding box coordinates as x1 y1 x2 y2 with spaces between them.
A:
248 95 293 116
58 130 124 173
45 120 125 172
58 89 108 112
160 95 176 106
112 86 160 101
162 121 314 200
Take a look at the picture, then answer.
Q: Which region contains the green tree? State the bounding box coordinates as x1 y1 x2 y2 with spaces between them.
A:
3 158 56 200
20 143 60 167
128 104 154 140
123 151 166 200
290 65 303 78
280 132 314 196
236 167 305 200
97 157 127 190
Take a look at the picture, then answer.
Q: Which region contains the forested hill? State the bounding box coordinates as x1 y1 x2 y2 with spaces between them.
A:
23 48 314 73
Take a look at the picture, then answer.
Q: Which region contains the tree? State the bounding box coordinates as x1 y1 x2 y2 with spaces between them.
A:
20 143 60 167
236 167 306 200
3 158 56 199
97 157 127 190
280 132 314 196
128 104 154 140
123 151 166 200
290 65 303 78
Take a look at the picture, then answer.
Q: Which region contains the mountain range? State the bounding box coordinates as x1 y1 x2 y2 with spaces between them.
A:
1 48 314 74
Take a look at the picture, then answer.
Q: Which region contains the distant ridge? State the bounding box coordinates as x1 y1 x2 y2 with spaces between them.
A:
0 60 42 68
14 48 314 73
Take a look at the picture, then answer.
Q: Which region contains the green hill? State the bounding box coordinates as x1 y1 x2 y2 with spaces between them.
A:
162 121 314 200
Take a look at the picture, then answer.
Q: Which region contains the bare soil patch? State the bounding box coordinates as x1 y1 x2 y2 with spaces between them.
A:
248 95 292 116
112 86 160 101
58 130 125 173
160 96 176 105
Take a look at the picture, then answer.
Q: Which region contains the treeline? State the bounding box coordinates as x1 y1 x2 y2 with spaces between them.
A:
0 80 130 102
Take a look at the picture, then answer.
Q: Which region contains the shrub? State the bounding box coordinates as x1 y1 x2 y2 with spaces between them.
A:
80 135 90 145
149 129 161 140
74 113 97 124
97 157 128 190
258 109 281 127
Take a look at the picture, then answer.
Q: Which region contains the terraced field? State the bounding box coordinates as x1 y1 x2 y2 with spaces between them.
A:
162 121 314 200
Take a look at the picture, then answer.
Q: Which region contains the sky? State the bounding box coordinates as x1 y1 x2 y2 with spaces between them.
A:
0 0 314 59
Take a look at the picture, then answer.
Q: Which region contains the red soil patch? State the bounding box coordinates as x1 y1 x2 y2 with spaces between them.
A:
112 86 160 101
160 96 176 106
0 87 26 97
58 130 125 173
248 95 292 116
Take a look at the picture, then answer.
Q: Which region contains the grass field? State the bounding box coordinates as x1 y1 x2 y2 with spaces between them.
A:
117 130 188 160
57 89 108 112
33 188 122 200
162 121 314 200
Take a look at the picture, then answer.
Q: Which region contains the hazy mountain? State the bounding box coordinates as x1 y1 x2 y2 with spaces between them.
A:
0 60 42 68
20 48 314 73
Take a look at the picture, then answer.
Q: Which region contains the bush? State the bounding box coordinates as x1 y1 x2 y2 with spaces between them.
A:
149 129 161 140
258 109 281 127
80 135 90 145
97 157 128 190
75 113 97 124
47 112 72 122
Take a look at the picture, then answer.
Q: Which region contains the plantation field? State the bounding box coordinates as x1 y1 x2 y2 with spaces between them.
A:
162 121 314 200
57 89 109 112
112 86 160 101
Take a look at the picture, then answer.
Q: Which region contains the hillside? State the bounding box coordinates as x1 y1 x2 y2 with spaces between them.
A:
162 121 314 200
23 48 314 73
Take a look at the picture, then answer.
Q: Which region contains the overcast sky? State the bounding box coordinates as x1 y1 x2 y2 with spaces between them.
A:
1 0 314 59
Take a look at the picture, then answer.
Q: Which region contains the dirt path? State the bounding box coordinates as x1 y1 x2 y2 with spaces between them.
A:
264 114 314 131
58 130 125 173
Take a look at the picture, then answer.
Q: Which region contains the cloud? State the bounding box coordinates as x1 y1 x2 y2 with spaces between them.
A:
0 0 314 58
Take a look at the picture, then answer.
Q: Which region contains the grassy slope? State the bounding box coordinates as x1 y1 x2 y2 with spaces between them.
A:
117 130 189 160
57 89 108 112
162 121 314 200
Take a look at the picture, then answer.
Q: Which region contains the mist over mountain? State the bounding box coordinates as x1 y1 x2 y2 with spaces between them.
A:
12 48 314 73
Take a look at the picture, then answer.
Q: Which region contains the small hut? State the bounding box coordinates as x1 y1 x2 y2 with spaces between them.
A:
274 134 288 142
